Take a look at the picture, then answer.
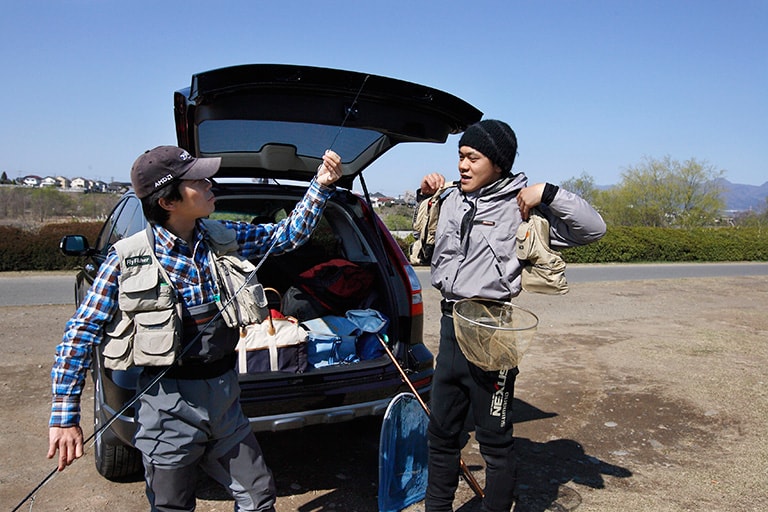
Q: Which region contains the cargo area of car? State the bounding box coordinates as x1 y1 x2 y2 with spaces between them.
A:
211 186 404 377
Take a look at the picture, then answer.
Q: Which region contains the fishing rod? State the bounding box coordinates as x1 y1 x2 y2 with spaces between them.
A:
12 245 279 512
13 73 372 512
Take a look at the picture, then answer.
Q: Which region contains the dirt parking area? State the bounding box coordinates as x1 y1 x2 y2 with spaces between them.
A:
2 274 766 511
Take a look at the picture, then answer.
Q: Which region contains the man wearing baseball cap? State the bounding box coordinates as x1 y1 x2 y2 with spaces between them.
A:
130 145 223 199
49 145 343 511
417 120 606 512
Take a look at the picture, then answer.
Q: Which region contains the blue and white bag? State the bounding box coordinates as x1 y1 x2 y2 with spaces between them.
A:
301 316 359 368
345 309 389 360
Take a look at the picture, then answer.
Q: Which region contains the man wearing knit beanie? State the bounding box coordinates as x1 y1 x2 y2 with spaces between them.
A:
457 119 518 176
417 119 606 512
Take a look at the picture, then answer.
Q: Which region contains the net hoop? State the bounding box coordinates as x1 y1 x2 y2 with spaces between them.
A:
452 298 538 371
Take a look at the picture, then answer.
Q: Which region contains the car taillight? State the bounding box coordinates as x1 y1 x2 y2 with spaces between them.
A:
409 375 432 390
404 264 424 316
173 92 192 150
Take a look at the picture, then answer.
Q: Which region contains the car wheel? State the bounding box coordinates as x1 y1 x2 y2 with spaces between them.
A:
93 376 143 480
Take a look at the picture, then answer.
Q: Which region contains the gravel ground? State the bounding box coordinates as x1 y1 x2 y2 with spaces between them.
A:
2 274 766 511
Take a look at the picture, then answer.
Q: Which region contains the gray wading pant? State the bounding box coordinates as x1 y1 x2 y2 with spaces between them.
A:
425 315 519 512
135 369 276 512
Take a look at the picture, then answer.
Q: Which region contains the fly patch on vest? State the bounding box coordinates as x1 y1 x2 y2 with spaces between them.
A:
125 255 152 268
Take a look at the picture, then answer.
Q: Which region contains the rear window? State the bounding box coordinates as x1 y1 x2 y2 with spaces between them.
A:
198 120 383 164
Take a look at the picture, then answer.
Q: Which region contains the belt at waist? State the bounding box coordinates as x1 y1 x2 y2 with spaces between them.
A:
142 353 236 380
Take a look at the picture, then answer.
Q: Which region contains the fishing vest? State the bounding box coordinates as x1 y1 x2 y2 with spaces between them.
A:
101 221 246 371
409 183 457 266
516 210 569 295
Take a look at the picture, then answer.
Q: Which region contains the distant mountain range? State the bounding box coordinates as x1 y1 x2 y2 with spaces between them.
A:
717 179 768 212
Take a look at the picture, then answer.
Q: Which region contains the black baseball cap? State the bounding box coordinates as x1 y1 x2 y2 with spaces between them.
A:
130 146 221 199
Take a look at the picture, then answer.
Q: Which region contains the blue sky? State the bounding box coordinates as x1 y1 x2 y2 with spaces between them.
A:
1 0 765 196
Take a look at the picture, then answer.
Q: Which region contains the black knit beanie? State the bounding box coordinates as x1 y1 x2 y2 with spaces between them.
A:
458 119 518 174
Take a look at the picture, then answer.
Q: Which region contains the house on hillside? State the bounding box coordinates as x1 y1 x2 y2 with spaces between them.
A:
107 181 130 194
23 175 42 187
370 192 396 207
55 176 71 188
40 176 58 187
70 177 89 190
92 180 108 193
373 196 396 207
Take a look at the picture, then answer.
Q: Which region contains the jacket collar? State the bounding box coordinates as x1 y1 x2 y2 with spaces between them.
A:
461 172 526 200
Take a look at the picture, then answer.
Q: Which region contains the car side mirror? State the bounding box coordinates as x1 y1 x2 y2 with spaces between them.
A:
59 235 92 256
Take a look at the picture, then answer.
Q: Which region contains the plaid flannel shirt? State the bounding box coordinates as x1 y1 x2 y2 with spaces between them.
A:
50 179 333 427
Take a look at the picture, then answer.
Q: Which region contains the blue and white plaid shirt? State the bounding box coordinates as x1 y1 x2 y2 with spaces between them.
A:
51 179 334 427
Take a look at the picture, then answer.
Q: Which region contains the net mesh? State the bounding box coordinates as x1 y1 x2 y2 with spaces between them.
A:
453 299 538 371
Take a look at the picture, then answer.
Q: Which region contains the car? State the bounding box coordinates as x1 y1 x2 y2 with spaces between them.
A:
59 64 482 480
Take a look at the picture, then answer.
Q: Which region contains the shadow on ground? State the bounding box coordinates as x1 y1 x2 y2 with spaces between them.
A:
193 399 631 511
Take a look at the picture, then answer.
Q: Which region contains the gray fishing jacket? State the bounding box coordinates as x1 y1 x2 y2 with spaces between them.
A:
430 173 606 302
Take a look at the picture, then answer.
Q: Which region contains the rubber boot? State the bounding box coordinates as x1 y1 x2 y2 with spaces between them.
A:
425 435 462 512
478 443 517 512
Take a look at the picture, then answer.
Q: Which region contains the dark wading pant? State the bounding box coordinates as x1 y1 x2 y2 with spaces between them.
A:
425 315 519 512
135 370 277 512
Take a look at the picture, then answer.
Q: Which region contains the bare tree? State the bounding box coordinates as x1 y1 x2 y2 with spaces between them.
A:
599 156 725 227
30 188 73 222
561 172 600 206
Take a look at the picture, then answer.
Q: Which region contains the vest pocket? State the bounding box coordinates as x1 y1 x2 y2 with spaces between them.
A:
102 314 134 370
133 309 179 366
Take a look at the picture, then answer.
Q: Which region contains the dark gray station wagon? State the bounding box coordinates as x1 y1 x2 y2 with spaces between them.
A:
60 64 482 479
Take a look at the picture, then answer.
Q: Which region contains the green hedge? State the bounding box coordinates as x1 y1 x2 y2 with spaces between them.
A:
561 226 768 263
1 223 766 272
395 226 768 265
0 222 102 271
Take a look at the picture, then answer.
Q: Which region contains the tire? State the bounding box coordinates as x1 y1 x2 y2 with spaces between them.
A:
93 375 143 480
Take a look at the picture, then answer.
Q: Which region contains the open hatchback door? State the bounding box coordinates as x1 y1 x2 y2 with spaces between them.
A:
174 64 482 188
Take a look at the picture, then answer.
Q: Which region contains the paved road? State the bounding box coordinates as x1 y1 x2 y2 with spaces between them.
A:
414 261 768 287
0 272 77 306
1 262 768 307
